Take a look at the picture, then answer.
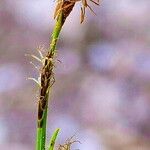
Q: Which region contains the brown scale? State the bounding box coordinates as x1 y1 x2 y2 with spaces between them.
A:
61 1 75 24
54 0 76 25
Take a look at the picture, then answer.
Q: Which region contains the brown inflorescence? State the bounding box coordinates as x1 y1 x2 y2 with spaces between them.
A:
54 0 100 23
54 0 76 25
38 51 55 127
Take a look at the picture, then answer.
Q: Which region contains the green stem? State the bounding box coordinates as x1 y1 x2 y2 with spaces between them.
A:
36 93 49 150
36 14 63 150
49 13 63 55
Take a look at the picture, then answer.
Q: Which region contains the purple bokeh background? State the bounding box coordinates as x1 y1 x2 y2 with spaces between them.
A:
0 0 150 149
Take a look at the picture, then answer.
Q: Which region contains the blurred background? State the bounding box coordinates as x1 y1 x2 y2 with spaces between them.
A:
0 0 150 149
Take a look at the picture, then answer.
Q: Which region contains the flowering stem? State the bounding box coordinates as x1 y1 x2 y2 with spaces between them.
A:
35 0 76 149
36 13 63 150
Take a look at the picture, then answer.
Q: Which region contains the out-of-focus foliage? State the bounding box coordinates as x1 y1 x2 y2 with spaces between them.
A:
0 0 150 150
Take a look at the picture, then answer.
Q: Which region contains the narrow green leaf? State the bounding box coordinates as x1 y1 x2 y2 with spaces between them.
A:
48 128 60 150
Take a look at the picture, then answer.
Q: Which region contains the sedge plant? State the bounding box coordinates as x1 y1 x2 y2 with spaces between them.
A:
28 0 99 150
